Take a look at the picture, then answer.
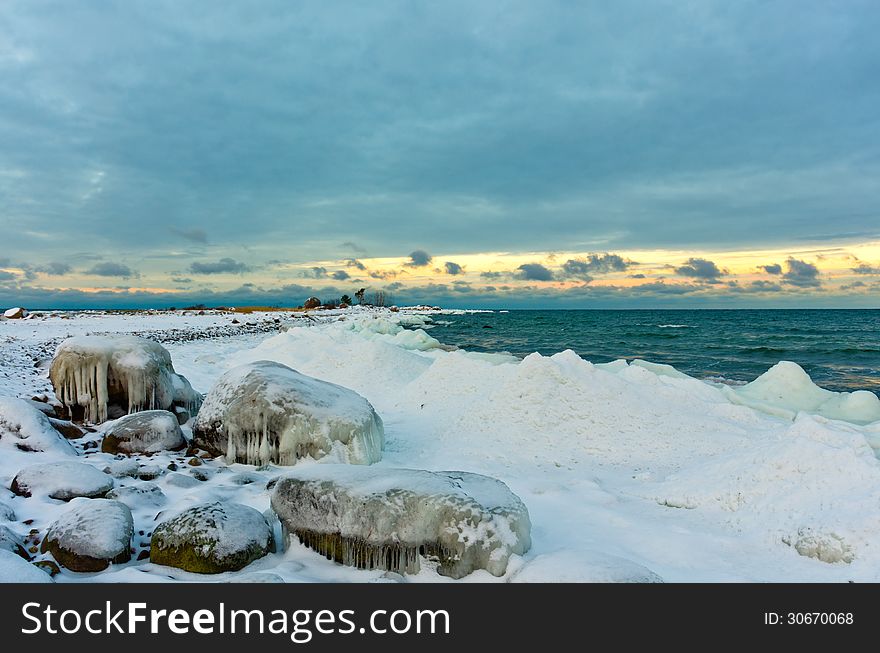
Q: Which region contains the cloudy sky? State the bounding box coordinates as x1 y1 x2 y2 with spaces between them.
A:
2 0 880 308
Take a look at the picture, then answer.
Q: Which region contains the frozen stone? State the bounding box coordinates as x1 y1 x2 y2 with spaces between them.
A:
511 550 664 583
49 335 202 424
0 524 28 559
106 482 167 507
193 361 383 466
164 473 200 488
42 498 133 572
0 397 76 456
0 501 14 522
150 502 274 573
11 461 114 500
102 410 187 454
271 465 531 579
3 307 28 319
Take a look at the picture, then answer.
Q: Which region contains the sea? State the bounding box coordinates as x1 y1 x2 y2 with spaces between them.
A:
425 309 880 395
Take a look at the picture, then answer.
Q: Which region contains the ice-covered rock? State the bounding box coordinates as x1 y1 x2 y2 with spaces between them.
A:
511 551 663 583
41 499 133 572
102 410 187 454
0 398 76 456
724 361 880 425
48 418 86 439
0 550 52 583
3 307 28 319
106 482 167 507
271 465 531 578
193 361 383 466
49 335 202 424
11 461 114 500
150 502 274 573
0 524 28 559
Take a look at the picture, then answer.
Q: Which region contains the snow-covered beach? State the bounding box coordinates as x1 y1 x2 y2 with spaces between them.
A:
2 307 880 583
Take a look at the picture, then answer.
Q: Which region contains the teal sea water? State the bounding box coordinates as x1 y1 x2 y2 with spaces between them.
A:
427 310 880 395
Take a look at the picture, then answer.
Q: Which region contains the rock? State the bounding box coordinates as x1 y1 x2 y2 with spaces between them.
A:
137 464 162 481
32 560 60 577
3 307 28 319
48 418 86 439
510 551 664 583
25 399 57 417
303 297 321 310
11 461 114 500
0 398 77 456
103 459 140 478
173 406 190 425
150 502 274 573
49 335 202 424
0 524 29 559
101 410 187 454
106 482 167 507
164 473 200 489
0 550 52 582
41 499 133 572
193 361 384 466
271 465 532 579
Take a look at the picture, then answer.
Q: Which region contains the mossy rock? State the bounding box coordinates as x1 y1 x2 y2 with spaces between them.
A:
41 499 133 572
150 502 274 574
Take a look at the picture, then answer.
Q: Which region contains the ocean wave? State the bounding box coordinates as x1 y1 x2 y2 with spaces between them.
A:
657 324 692 328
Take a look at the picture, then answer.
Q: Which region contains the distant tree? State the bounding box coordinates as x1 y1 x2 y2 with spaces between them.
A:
354 288 366 305
340 294 352 305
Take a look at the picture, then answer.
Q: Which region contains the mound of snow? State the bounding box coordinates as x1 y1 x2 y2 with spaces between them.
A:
0 398 76 457
271 465 531 579
50 335 202 424
724 361 880 425
0 524 28 559
150 502 274 573
102 410 187 454
511 550 663 583
193 361 383 466
0 550 52 583
653 413 880 564
42 498 133 571
11 461 113 500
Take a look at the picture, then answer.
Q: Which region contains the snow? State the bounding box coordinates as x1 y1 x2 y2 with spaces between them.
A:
50 335 201 424
0 397 76 457
271 465 531 578
1 308 880 582
193 361 383 466
0 549 52 583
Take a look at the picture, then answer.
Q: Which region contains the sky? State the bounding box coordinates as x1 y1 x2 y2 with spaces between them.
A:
1 0 880 309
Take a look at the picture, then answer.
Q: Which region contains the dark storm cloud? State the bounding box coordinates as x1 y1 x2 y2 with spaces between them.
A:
39 262 72 275
345 259 367 271
674 258 725 281
85 262 138 278
444 261 463 275
516 263 555 281
782 258 821 287
759 264 782 275
189 258 250 275
331 270 350 280
561 253 631 280
405 250 433 267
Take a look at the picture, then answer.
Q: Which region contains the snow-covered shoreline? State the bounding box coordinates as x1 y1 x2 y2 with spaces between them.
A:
2 307 880 582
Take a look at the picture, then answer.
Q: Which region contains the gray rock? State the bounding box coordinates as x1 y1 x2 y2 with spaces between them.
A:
164 473 200 489
41 499 133 572
150 502 274 573
102 410 187 455
271 465 531 579
103 459 140 478
11 461 114 500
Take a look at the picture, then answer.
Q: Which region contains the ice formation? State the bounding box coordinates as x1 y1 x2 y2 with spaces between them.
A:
723 361 880 425
102 410 187 454
271 465 532 578
42 498 133 571
49 335 202 424
193 361 383 466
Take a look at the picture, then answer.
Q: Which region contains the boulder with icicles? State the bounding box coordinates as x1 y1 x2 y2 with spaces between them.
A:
192 361 384 466
49 335 202 424
270 465 532 579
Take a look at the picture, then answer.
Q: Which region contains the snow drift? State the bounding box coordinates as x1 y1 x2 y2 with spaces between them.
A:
49 335 202 424
193 361 383 466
